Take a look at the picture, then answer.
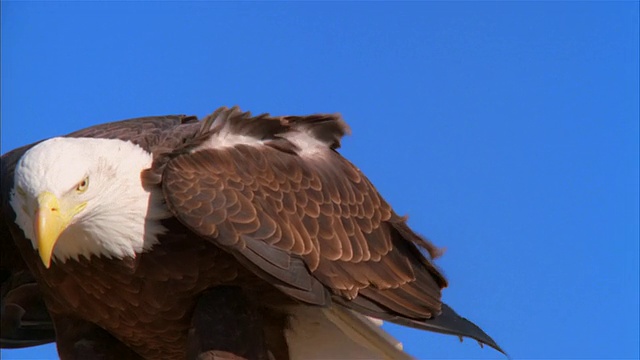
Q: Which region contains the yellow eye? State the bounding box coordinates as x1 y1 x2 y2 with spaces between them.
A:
76 177 89 193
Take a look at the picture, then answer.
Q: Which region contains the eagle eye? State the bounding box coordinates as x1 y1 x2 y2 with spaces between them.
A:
76 177 89 193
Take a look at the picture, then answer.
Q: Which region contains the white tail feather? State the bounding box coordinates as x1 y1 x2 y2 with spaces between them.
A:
285 306 414 360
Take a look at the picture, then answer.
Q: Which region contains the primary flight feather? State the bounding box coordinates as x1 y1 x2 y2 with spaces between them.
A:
1 106 503 359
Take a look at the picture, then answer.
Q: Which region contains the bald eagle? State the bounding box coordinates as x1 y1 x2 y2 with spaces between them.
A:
1 107 503 359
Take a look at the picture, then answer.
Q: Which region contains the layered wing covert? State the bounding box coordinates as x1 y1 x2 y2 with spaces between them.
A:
161 107 447 322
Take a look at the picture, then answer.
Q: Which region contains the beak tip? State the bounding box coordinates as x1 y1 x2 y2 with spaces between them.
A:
38 250 53 269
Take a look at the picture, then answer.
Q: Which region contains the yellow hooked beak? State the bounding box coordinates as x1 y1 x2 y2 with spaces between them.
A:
34 192 81 268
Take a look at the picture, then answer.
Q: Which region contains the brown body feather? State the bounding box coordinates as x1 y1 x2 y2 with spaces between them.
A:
1 152 55 349
1 107 503 358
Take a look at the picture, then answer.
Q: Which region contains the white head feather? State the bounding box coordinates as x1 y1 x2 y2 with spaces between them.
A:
10 137 171 264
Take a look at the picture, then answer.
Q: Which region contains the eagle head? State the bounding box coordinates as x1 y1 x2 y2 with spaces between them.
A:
10 137 170 268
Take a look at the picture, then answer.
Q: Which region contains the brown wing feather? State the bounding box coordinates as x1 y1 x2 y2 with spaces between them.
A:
161 108 448 323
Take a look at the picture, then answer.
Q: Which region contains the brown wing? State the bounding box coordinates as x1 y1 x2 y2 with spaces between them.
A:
160 107 447 320
66 114 199 152
160 107 504 354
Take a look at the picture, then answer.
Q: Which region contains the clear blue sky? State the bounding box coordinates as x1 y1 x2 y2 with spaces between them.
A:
2 2 638 359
